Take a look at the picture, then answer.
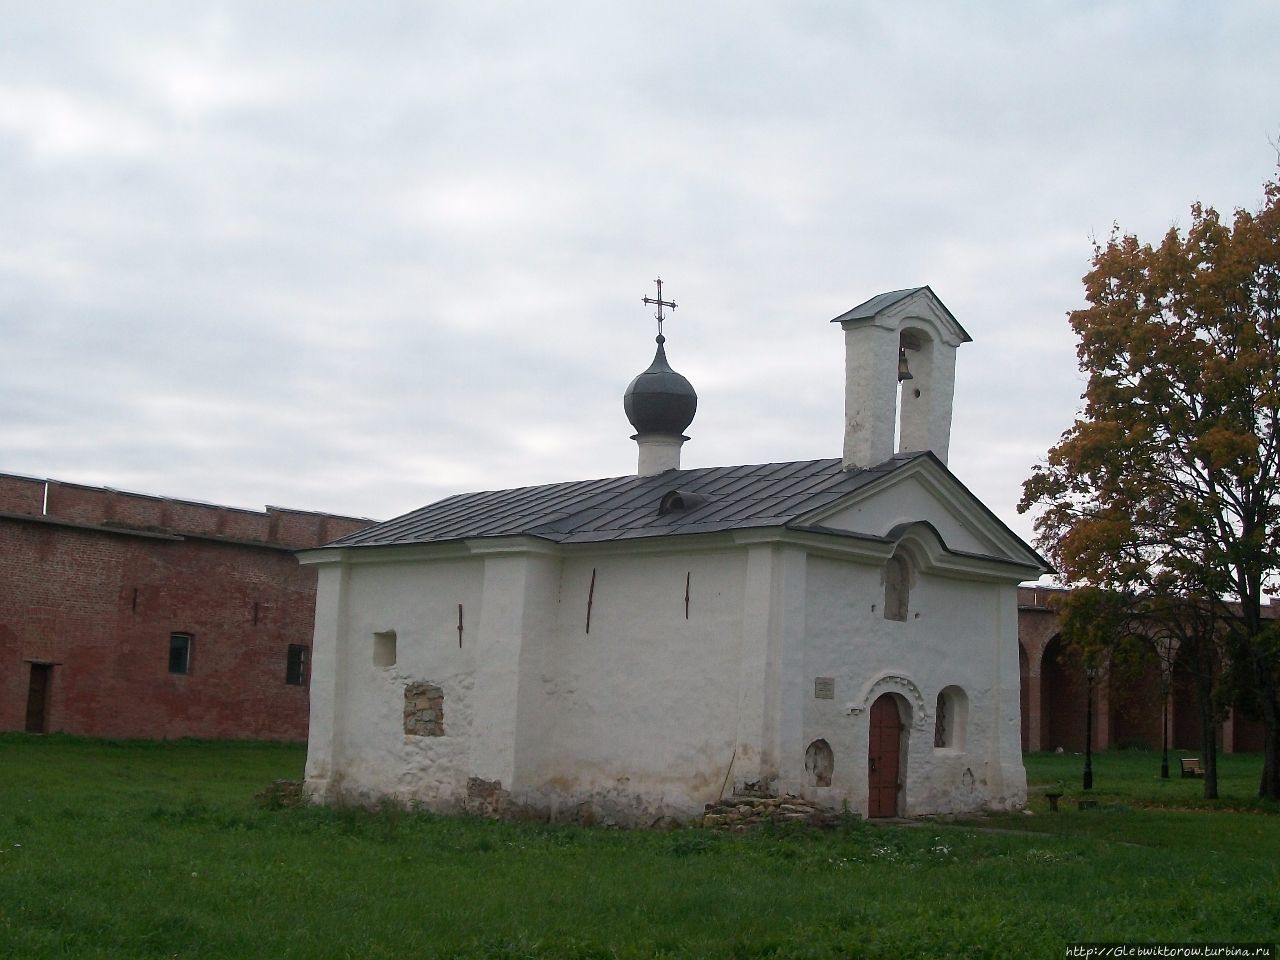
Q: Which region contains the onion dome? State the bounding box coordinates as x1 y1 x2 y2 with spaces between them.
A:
623 335 697 436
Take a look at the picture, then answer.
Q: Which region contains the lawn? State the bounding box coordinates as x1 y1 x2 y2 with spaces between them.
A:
0 735 1277 959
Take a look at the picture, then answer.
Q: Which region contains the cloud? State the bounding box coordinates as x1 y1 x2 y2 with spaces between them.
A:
1 1 1279 554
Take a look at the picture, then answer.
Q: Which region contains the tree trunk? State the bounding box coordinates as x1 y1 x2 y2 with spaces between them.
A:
1242 590 1278 799
1196 676 1219 800
1258 684 1280 799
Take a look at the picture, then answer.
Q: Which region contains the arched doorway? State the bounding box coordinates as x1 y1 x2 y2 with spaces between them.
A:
868 694 905 817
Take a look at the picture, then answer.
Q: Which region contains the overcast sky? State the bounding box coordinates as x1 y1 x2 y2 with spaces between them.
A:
2 2 1278 551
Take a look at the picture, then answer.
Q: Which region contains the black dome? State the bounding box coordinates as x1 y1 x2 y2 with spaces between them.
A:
623 338 697 435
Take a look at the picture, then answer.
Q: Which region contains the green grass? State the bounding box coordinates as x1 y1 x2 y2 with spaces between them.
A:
1023 747 1280 812
1 736 1277 959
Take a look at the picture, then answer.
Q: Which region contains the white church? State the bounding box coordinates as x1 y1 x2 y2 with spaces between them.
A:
300 285 1046 823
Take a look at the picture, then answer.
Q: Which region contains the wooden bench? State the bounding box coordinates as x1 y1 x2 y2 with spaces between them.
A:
1180 757 1204 778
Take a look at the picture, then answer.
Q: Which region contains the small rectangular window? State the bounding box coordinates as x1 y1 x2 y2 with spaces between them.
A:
286 644 308 685
169 633 193 674
373 630 397 669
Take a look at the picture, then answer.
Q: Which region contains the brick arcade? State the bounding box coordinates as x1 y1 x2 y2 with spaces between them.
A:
1017 585 1266 755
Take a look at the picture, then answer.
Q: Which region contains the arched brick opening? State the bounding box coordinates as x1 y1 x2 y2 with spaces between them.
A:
1041 634 1088 752
1108 646 1164 750
1221 647 1267 752
1230 714 1266 752
1171 645 1222 752
1171 668 1203 751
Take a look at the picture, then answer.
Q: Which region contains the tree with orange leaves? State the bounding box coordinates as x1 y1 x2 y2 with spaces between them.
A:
1021 178 1280 799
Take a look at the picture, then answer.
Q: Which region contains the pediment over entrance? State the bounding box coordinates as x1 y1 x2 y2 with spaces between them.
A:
796 454 1046 578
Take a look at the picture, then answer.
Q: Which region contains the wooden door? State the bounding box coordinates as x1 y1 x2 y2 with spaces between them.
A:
868 694 902 818
25 663 52 733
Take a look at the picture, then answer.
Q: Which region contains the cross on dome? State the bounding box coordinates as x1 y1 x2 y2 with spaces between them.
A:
642 277 677 342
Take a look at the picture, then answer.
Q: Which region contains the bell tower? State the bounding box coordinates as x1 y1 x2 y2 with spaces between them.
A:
830 286 971 470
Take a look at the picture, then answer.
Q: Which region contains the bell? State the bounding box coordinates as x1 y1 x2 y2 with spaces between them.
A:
897 348 914 383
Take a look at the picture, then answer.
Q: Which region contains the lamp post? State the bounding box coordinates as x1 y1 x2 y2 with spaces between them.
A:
1158 649 1173 780
1083 664 1097 791
1160 689 1170 780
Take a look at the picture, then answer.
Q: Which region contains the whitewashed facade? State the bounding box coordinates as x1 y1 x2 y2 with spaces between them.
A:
301 288 1045 822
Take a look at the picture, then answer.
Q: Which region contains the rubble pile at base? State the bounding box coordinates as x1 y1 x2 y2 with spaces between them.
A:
700 794 842 830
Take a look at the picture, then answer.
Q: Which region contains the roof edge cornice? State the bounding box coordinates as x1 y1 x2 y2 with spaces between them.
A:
298 521 1037 581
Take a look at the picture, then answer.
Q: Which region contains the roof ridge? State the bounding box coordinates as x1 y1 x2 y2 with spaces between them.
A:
323 458 855 549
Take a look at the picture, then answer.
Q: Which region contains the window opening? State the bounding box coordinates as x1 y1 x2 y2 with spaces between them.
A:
25 663 52 733
373 630 397 669
286 645 308 685
169 633 193 674
934 686 968 749
883 553 910 621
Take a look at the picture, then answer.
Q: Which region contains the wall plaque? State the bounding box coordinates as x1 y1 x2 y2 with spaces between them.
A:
814 677 835 700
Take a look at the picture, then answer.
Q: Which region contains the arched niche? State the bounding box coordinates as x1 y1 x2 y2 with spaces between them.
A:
804 738 834 788
933 685 968 750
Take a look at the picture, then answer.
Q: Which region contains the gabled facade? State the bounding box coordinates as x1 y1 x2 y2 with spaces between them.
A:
302 286 1047 822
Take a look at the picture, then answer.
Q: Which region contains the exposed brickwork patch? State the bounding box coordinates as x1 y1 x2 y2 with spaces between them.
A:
463 776 508 818
403 681 444 736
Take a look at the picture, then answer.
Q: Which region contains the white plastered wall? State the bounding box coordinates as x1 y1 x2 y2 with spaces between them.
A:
818 474 999 555
797 555 1027 816
304 530 1027 821
522 546 749 821
306 555 485 806
898 328 958 462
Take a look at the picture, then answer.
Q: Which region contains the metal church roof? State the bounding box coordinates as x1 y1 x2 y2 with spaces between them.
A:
828 286 972 342
327 454 930 549
831 287 926 321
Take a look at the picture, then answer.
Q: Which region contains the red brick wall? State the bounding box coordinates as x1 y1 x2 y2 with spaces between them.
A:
217 507 271 543
0 473 374 740
1 472 365 547
161 499 227 539
107 490 166 529
44 482 114 526
0 518 327 740
263 508 370 549
0 474 44 515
